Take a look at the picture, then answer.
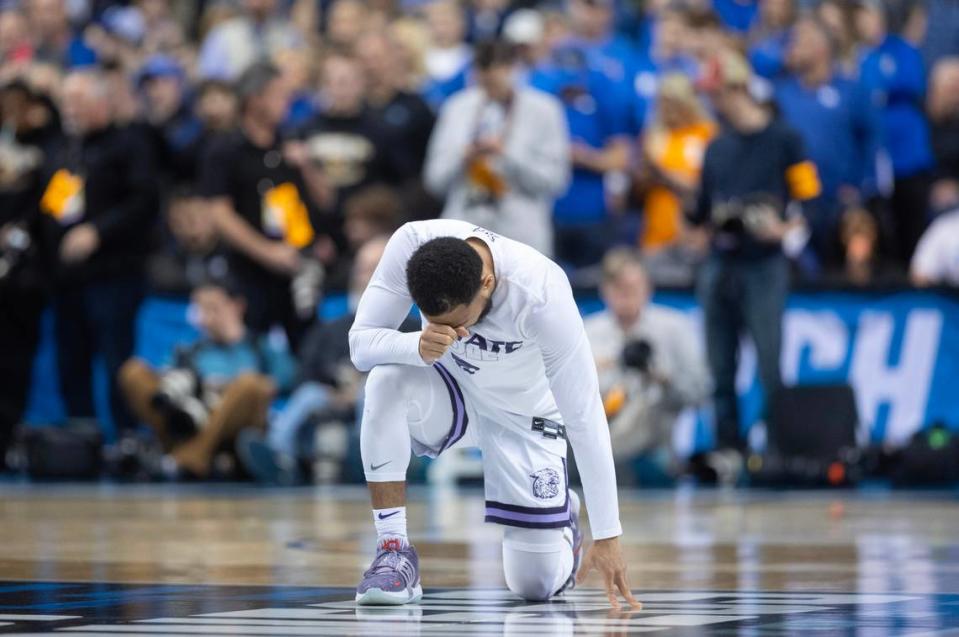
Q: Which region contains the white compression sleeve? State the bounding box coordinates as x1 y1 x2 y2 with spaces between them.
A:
349 224 427 372
361 364 453 483
361 365 416 483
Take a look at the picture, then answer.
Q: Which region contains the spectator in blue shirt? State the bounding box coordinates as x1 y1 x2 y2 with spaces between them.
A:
775 15 885 263
566 0 640 92
119 275 296 479
856 0 936 262
530 43 632 269
747 0 797 79
711 0 758 35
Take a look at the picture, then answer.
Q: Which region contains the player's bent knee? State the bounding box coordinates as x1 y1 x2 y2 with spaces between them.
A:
502 527 569 601
504 567 556 601
365 364 412 398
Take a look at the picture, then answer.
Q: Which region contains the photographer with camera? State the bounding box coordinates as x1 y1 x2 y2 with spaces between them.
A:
118 275 296 479
690 50 821 482
585 248 711 483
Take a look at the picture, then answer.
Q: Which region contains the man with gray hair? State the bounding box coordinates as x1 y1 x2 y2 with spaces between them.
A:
40 68 158 436
584 248 711 482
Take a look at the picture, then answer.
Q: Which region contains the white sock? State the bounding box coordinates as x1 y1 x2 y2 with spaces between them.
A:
373 507 408 546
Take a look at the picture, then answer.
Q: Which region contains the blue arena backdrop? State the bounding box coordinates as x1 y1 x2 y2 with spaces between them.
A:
647 290 959 452
24 290 959 451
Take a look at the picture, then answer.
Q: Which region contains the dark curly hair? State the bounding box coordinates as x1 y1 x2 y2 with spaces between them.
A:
406 237 483 316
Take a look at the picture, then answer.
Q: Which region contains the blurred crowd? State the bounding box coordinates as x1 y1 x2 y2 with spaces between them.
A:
2 0 959 482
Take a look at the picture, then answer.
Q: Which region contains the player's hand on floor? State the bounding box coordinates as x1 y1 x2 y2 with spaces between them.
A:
577 536 642 611
419 323 469 364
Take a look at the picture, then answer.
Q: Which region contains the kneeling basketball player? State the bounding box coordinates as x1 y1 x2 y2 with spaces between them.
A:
349 219 640 609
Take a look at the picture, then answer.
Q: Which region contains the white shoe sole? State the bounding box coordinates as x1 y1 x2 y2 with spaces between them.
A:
355 584 423 605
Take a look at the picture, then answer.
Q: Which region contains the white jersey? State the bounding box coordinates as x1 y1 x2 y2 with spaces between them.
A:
350 220 622 539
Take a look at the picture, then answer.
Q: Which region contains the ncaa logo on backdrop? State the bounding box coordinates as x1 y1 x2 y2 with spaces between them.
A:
530 468 561 500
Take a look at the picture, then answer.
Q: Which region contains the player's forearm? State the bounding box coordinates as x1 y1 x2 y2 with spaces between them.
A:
348 327 425 372
548 337 623 539
566 404 624 540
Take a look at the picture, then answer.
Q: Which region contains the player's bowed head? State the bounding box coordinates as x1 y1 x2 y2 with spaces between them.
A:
406 237 495 364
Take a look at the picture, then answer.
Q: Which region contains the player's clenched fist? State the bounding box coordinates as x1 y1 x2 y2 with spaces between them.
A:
419 323 469 364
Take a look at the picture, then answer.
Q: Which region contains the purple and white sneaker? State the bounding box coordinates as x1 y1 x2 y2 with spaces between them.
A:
355 538 423 605
557 490 583 595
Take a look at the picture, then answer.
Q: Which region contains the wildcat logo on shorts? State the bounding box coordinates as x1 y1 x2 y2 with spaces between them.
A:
530 468 561 500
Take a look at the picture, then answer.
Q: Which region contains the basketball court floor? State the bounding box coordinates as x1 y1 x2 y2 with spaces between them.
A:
0 483 957 635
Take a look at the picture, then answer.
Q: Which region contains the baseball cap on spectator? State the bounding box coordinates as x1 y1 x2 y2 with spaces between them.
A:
100 5 146 45
137 55 184 87
502 9 544 46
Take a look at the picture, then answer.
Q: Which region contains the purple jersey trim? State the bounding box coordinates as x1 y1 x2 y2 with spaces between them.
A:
485 504 571 524
484 459 571 528
434 362 468 452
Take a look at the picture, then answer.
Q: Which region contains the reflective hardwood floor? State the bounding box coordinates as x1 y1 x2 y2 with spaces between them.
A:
0 483 957 635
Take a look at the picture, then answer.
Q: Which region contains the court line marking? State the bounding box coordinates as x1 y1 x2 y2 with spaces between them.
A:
59 624 663 635
0 615 81 621
195 608 342 619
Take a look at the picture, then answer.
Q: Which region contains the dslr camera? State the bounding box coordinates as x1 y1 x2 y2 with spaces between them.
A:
622 339 654 374
711 193 783 239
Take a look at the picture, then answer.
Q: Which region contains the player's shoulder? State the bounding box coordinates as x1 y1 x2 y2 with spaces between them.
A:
499 242 570 306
